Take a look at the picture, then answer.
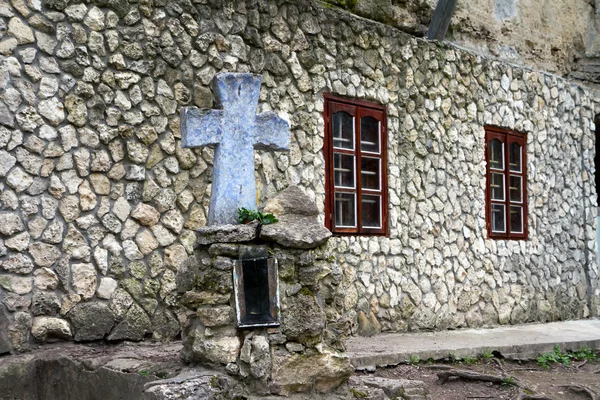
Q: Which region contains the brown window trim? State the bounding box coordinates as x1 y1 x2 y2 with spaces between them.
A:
485 125 528 240
323 93 388 236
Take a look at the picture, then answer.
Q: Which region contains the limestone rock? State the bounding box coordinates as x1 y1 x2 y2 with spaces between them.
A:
196 222 259 246
96 277 118 299
38 97 65 126
1 253 33 274
5 231 29 251
68 301 115 341
282 292 326 343
0 213 25 236
0 305 10 354
271 351 354 395
0 275 32 295
33 267 59 290
196 306 233 327
0 150 16 177
31 317 72 341
260 186 331 249
72 263 97 300
349 376 428 399
107 304 151 341
8 17 34 44
131 203 160 226
250 335 271 379
192 335 241 364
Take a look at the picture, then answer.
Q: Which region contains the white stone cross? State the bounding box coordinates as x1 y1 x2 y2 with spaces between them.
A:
181 73 290 225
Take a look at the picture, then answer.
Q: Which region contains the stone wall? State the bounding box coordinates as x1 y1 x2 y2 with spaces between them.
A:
0 0 598 353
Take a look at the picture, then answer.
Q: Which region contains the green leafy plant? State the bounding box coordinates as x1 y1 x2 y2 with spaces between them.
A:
568 346 598 362
138 370 150 377
236 207 279 225
536 345 572 369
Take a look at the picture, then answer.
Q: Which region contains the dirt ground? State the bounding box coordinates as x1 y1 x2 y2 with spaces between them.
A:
365 357 600 400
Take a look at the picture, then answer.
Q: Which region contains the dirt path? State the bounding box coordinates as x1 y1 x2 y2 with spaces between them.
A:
365 358 600 399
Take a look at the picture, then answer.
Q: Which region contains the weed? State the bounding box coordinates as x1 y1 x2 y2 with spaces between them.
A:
568 346 598 361
462 356 476 365
480 348 494 360
448 351 458 363
406 355 420 365
536 345 572 369
138 370 150 377
501 376 517 387
427 357 434 364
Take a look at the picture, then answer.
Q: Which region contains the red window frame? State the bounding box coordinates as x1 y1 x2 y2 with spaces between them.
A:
485 126 528 240
323 94 388 236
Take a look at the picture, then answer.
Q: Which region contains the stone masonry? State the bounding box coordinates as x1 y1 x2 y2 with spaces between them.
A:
0 0 598 353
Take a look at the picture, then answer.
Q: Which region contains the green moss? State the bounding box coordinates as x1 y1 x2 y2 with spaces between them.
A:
0 276 12 291
298 287 314 297
350 388 368 398
320 0 357 12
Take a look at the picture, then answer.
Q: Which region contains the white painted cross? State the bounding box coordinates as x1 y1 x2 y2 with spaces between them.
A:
180 73 290 225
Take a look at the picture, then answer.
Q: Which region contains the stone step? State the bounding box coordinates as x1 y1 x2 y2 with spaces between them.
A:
347 319 600 369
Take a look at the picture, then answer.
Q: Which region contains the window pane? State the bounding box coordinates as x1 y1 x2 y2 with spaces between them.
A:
489 139 504 170
362 195 381 228
360 116 380 153
491 204 505 233
510 206 523 234
490 173 505 201
509 142 522 172
333 111 354 149
334 153 355 188
509 176 522 203
361 157 380 190
335 193 356 228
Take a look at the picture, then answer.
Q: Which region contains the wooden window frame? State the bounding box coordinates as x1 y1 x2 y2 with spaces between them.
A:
485 126 528 240
323 93 388 236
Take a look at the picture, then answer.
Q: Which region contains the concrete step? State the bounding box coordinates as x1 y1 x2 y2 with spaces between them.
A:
347 319 600 369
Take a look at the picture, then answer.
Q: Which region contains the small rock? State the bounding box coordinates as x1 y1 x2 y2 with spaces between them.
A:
31 317 72 341
131 203 160 226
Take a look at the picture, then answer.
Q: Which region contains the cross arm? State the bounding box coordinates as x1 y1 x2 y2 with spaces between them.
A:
253 111 290 151
180 107 223 148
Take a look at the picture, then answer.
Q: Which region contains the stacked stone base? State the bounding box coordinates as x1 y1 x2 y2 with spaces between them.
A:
177 237 353 395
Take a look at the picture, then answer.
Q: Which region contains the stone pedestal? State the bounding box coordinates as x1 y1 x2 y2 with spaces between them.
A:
176 187 353 395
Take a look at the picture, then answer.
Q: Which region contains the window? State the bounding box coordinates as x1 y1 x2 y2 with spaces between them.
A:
323 94 388 235
485 126 527 240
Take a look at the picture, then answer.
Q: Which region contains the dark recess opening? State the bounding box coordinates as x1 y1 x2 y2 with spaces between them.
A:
241 258 274 325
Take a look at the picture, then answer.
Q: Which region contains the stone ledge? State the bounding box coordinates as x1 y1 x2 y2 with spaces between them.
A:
195 222 259 246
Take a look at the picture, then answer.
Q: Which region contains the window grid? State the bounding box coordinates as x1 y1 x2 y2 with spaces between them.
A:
485 126 528 240
324 94 388 236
